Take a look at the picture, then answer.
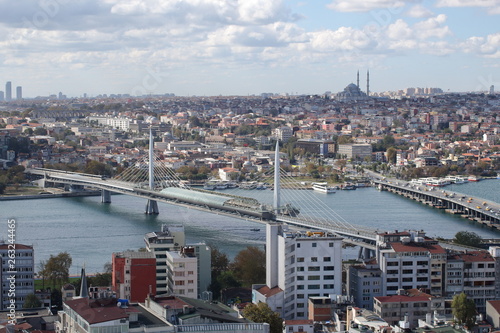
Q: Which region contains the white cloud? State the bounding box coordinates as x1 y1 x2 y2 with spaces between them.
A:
405 4 434 17
327 0 411 12
461 32 500 57
413 14 451 39
435 0 500 14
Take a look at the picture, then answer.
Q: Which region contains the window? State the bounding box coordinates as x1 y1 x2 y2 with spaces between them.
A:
324 275 335 280
329 243 334 247
311 257 318 262
297 303 305 308
323 257 331 262
478 264 484 268
324 284 334 289
297 285 304 290
387 270 398 274
308 284 320 289
387 262 399 266
324 266 334 271
308 276 320 280
297 276 304 281
402 269 413 274
402 261 413 266
297 257 305 262
297 294 305 299
312 243 317 247
308 266 320 271
402 277 413 282
297 267 304 272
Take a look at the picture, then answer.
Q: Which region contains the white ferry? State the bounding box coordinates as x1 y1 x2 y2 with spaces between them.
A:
312 182 336 194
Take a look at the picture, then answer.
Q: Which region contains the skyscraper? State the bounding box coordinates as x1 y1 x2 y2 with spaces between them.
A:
16 86 22 100
5 81 11 102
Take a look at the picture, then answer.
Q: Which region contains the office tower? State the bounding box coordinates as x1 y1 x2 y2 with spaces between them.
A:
490 85 495 95
0 91 4 101
5 81 11 101
16 86 22 100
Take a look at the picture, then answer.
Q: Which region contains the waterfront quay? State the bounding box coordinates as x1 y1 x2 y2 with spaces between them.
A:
373 179 500 229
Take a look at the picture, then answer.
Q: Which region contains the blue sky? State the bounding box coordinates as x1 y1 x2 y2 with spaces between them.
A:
0 0 498 98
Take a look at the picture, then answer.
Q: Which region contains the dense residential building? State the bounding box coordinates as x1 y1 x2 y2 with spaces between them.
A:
112 250 157 303
144 225 185 294
166 247 198 299
347 260 383 310
373 289 448 329
252 223 343 320
0 242 34 310
273 126 293 142
295 139 335 156
376 230 446 296
337 143 373 160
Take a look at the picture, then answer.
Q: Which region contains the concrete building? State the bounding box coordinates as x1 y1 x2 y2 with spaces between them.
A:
0 242 34 310
252 224 343 320
112 250 157 302
273 126 293 142
166 247 198 299
347 260 383 310
5 81 11 102
295 139 335 156
145 225 185 294
337 143 373 160
16 86 22 100
376 231 446 296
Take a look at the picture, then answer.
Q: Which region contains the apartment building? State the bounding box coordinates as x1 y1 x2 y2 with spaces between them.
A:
253 223 343 320
0 243 34 310
166 247 198 299
112 250 156 302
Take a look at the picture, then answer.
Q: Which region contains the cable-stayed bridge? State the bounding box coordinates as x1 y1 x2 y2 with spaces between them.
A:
26 135 378 249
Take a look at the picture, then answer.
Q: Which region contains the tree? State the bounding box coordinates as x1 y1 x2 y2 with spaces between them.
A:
44 252 72 288
386 147 397 164
230 246 266 287
242 302 283 333
453 231 483 248
24 293 42 308
452 292 476 329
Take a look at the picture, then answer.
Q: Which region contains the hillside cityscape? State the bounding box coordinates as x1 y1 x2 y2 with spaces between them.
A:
1 75 500 333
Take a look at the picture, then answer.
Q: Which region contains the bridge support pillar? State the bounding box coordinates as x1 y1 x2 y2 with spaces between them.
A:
101 190 111 203
145 199 159 215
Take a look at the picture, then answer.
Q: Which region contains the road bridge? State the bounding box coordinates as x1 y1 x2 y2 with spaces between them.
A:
373 179 500 228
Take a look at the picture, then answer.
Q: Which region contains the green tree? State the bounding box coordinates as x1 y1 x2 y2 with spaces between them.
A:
453 231 483 248
230 246 266 287
23 293 42 308
242 302 283 333
42 252 72 288
452 292 476 329
386 147 397 164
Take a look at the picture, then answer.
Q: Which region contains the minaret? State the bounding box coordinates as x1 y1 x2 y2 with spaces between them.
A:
357 70 360 89
367 70 370 96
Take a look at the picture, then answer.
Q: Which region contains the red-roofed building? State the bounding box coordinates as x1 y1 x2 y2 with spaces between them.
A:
56 298 141 333
373 290 445 328
376 231 446 296
486 300 500 328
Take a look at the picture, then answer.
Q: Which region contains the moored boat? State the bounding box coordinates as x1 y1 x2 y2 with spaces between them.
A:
312 182 336 194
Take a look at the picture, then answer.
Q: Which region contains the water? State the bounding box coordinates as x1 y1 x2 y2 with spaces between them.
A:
1 179 498 274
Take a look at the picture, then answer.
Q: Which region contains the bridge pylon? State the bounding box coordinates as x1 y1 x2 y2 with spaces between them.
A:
145 128 159 215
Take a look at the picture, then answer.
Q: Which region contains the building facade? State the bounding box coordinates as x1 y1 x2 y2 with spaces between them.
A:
0 242 34 310
166 247 198 299
253 224 343 320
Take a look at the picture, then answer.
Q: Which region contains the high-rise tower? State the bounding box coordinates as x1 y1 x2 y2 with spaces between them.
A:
5 82 11 102
357 70 360 88
366 70 370 96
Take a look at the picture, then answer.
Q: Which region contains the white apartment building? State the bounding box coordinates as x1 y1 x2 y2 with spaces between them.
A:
376 231 446 296
0 243 34 310
337 143 373 160
145 225 185 294
253 223 343 320
166 247 198 299
274 126 293 142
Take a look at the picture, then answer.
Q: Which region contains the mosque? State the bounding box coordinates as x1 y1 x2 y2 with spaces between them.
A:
336 70 371 102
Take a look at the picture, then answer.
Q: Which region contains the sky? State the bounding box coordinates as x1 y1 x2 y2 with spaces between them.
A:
0 0 499 98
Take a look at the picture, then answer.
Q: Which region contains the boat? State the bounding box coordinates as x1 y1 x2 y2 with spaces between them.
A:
341 183 356 190
312 182 336 194
203 183 216 190
215 183 228 189
250 228 260 232
468 175 481 182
